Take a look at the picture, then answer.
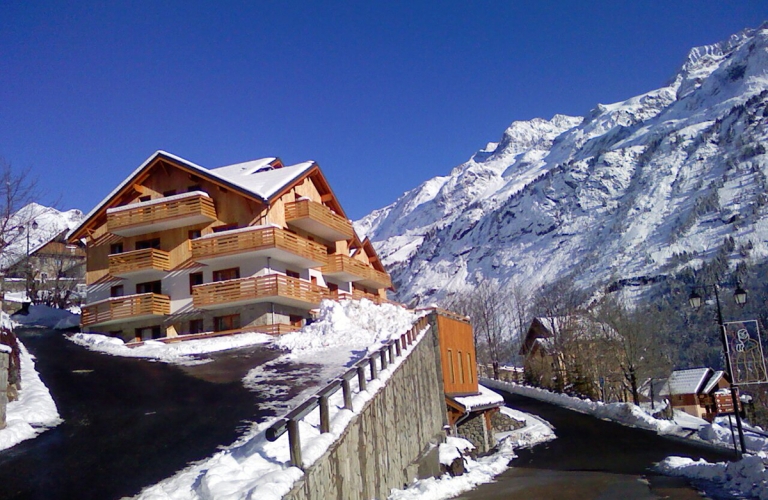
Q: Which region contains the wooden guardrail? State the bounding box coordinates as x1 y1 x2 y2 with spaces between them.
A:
81 293 171 326
192 274 329 309
107 192 216 233
108 248 171 276
322 254 392 289
265 315 430 469
284 199 354 240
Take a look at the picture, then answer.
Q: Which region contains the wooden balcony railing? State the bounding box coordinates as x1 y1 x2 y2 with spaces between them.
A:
107 192 217 237
284 199 354 242
192 274 329 309
191 226 328 266
322 254 392 289
109 248 171 277
81 293 170 327
329 289 390 305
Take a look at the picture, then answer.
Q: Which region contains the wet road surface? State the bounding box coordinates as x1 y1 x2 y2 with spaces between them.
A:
457 390 736 500
0 328 284 500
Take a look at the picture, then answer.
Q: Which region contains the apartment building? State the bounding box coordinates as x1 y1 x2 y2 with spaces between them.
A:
66 151 392 343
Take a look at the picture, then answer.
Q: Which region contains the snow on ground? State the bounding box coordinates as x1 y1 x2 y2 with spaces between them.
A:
134 299 421 500
69 331 273 366
386 401 556 500
0 339 62 451
12 304 80 330
657 454 768 500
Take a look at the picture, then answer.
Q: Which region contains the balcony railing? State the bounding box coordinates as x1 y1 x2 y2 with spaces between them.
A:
107 192 217 237
193 274 329 310
322 254 392 289
329 289 390 305
284 199 354 242
81 293 170 327
191 226 328 267
109 248 171 278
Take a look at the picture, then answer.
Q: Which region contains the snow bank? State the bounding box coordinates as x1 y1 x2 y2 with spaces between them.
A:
12 304 80 330
0 340 62 450
388 411 556 500
657 454 768 500
69 331 272 366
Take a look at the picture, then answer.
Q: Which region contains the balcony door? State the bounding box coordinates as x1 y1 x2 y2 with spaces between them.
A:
136 280 162 295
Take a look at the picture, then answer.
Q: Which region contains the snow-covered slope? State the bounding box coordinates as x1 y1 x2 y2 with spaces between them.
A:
357 23 768 305
0 203 85 270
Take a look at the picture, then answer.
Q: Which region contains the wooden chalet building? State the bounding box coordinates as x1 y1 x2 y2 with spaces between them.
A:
660 368 732 421
67 151 392 342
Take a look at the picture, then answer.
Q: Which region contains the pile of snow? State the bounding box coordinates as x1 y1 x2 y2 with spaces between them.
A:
0 341 62 451
135 300 422 500
12 304 80 330
69 331 272 366
657 454 768 500
388 412 556 500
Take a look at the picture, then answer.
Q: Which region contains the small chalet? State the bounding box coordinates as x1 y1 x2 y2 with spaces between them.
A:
67 151 392 343
660 368 732 421
519 316 626 401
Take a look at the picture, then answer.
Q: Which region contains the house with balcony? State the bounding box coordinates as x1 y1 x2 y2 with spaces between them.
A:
66 151 392 343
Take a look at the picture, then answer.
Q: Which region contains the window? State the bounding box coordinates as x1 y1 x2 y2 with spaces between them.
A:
448 349 455 384
110 242 123 255
214 314 240 332
289 315 304 328
310 276 317 285
188 229 202 240
286 269 300 279
213 224 238 233
189 272 203 294
467 353 473 384
162 189 176 197
458 350 465 384
136 326 162 341
188 185 201 192
110 285 124 297
136 281 161 294
213 268 239 282
327 283 338 292
136 238 160 250
139 195 151 202
189 319 205 335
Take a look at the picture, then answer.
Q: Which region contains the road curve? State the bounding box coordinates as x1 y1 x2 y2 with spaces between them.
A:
0 328 278 500
457 389 736 500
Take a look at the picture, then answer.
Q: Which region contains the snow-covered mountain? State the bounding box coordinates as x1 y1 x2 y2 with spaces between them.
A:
0 203 85 270
357 23 768 305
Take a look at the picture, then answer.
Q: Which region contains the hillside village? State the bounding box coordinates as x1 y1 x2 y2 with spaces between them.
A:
2 10 768 500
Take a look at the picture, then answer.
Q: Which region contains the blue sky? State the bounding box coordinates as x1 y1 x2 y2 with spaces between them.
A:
2 2 767 220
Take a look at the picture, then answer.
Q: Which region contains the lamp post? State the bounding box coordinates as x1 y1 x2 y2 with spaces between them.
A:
689 283 748 457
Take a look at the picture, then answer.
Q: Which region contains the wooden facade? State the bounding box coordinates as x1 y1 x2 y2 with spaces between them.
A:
68 151 392 343
433 309 477 396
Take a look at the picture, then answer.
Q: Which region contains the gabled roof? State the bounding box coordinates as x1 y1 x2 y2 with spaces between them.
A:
67 151 329 242
663 368 713 396
702 370 727 394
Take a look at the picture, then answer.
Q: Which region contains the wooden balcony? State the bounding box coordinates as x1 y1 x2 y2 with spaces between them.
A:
191 226 328 268
285 199 354 242
107 192 217 237
322 254 392 289
109 248 171 279
329 289 390 305
81 293 170 327
192 274 329 310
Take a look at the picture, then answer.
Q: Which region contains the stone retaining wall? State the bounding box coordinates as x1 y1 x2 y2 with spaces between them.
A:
284 321 447 500
0 351 8 430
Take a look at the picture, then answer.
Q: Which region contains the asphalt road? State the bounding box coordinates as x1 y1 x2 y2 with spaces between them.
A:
0 328 281 500
457 390 737 500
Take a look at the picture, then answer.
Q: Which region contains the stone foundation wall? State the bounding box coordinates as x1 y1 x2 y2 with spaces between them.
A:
284 323 447 500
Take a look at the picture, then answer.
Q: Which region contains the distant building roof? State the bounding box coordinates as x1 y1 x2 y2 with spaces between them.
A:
662 368 713 396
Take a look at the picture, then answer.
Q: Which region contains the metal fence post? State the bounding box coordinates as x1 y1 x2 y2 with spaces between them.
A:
319 395 330 433
288 418 302 469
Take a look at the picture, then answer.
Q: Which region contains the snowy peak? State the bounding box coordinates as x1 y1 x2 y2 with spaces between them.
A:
358 24 768 306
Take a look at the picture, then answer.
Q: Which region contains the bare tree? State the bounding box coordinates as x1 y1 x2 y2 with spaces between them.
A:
595 296 672 405
0 158 39 254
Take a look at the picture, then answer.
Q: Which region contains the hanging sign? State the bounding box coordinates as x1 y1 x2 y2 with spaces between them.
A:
723 320 768 385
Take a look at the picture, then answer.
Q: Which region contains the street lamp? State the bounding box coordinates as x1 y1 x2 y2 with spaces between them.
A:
689 282 748 457
21 220 37 302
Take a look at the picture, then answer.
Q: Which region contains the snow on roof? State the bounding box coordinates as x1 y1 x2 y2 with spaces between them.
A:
67 151 317 241
702 370 725 394
453 385 505 412
663 368 712 395
209 160 315 200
